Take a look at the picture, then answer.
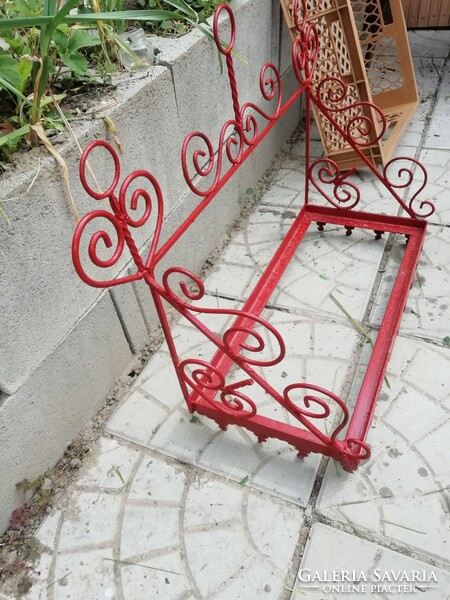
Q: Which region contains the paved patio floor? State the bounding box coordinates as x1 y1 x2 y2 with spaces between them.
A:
2 30 449 600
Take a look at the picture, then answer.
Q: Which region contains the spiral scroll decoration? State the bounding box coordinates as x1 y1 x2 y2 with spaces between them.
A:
239 63 283 145
161 266 286 368
72 140 164 287
180 359 257 418
291 0 319 82
314 77 387 148
182 121 245 197
162 267 368 460
383 157 435 218
309 158 361 209
283 383 370 460
290 0 387 151
181 3 282 197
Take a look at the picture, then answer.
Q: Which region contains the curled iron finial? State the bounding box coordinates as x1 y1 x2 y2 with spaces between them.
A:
182 3 282 198
293 0 307 34
213 3 236 55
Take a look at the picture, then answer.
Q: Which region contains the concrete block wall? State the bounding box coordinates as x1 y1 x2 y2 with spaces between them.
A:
0 0 301 532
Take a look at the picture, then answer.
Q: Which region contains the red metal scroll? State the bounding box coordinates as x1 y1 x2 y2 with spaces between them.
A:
72 2 432 471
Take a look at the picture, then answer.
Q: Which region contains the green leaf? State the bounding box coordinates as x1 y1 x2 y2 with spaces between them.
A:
15 477 33 493
17 58 33 93
239 475 249 486
39 93 66 108
11 0 41 17
111 464 125 484
0 54 22 90
190 414 203 425
56 22 71 34
66 9 184 23
43 0 57 16
0 10 185 29
41 0 79 54
163 0 198 20
0 72 33 105
443 336 450 346
46 119 64 131
52 27 69 51
59 52 88 75
0 16 53 29
4 36 23 54
0 204 9 222
67 29 101 53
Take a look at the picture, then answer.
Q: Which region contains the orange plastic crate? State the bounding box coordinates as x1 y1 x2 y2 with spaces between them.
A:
280 0 419 170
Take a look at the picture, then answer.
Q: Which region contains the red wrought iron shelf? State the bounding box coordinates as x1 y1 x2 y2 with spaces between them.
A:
72 2 433 471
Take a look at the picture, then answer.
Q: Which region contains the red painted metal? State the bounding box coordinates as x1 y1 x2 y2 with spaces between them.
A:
72 0 433 471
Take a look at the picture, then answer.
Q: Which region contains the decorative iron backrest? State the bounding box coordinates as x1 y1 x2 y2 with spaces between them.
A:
72 1 434 290
290 0 434 219
73 2 297 287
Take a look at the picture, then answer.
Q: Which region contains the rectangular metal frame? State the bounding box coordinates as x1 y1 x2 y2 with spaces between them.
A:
188 206 426 470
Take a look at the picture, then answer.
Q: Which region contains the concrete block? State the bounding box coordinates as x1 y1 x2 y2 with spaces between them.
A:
280 10 295 76
129 276 161 337
156 0 275 143
110 285 150 354
0 0 299 535
0 66 178 394
0 293 132 533
271 0 282 67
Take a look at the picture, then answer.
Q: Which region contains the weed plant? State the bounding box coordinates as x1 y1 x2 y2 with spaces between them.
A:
0 0 226 167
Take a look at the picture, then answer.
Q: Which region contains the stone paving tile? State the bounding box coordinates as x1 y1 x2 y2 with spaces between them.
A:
291 524 450 600
20 437 304 600
204 201 388 322
315 334 450 565
424 64 450 151
417 146 450 226
259 179 305 209
58 492 121 552
389 55 445 160
409 30 450 59
105 390 170 448
370 223 450 341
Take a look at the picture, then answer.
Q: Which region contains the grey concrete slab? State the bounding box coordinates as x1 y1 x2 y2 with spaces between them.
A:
291 524 450 599
23 436 305 600
409 30 450 59
0 293 132 533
